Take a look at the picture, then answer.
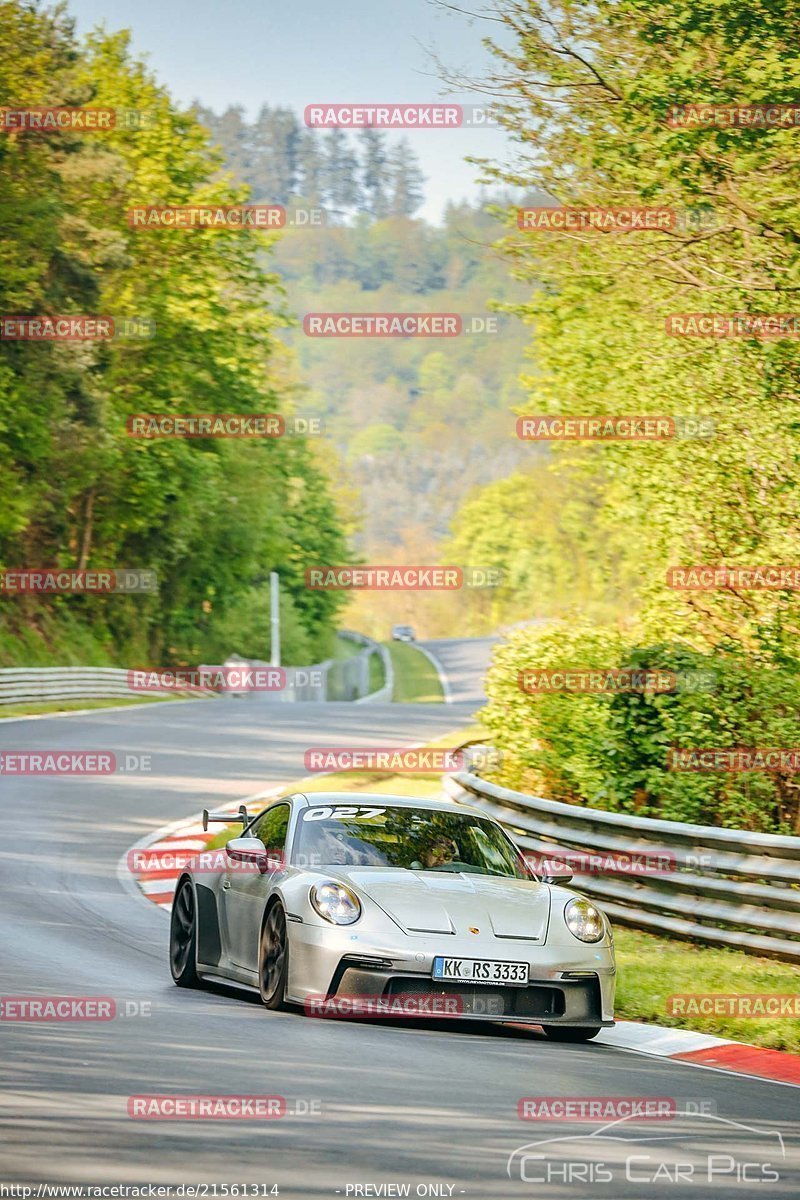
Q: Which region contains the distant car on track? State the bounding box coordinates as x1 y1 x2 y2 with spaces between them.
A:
391 624 416 642
169 793 615 1040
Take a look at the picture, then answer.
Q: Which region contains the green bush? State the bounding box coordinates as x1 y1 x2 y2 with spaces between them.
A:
482 620 624 800
605 644 800 830
482 622 800 832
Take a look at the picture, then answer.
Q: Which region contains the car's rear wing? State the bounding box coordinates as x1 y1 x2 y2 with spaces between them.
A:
202 804 249 832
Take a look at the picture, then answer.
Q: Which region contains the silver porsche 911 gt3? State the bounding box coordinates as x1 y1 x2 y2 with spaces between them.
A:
169 792 615 1040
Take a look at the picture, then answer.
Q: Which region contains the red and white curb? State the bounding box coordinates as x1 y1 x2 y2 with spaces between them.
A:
121 793 800 1090
597 1020 800 1088
119 784 284 909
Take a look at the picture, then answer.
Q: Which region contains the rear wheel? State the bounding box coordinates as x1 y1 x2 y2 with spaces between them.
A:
543 1025 601 1043
170 880 200 987
259 903 290 1011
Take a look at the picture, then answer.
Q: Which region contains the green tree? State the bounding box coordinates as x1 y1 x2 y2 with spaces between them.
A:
251 105 300 204
359 127 390 218
323 129 361 217
477 0 800 661
295 129 324 204
0 5 351 666
386 139 425 217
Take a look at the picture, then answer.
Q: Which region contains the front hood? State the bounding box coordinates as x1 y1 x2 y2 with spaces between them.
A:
329 868 551 942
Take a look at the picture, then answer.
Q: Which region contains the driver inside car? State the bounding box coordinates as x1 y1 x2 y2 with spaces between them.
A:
411 834 460 871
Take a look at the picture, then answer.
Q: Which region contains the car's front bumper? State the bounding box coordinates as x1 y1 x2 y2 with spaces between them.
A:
285 920 615 1026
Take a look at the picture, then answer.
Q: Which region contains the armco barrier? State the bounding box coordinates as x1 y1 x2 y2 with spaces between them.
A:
246 631 392 703
444 759 800 963
342 630 394 703
0 632 392 708
0 666 212 705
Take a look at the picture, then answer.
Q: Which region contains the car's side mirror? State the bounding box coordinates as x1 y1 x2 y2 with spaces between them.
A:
226 836 269 872
542 872 574 885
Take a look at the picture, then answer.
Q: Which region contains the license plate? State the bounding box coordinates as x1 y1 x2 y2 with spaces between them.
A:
432 956 529 986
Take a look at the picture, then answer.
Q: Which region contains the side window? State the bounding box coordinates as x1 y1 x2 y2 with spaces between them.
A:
252 804 291 864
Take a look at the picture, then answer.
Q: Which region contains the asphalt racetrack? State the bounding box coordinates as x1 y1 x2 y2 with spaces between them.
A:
1 639 797 1197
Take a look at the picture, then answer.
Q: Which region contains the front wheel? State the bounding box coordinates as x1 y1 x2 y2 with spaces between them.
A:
170 880 200 987
543 1025 602 1043
258 903 290 1011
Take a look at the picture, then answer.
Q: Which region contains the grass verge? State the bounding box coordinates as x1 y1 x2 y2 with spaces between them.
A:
331 636 363 661
384 641 444 703
615 926 800 1052
0 695 190 719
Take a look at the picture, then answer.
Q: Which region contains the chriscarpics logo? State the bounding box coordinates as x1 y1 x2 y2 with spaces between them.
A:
507 1112 790 1189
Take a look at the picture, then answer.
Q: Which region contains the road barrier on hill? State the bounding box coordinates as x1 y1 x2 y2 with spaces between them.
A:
0 632 393 707
445 754 800 963
345 630 394 703
0 666 209 706
236 631 392 702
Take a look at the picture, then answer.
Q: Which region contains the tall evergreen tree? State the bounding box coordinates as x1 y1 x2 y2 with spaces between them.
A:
295 129 324 203
387 139 425 216
358 127 390 218
194 104 253 184
252 105 300 203
322 129 361 217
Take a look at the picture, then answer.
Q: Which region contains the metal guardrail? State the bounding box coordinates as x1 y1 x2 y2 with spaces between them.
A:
242 632 391 703
444 761 800 963
0 632 392 708
0 633 393 705
0 666 211 705
344 631 394 704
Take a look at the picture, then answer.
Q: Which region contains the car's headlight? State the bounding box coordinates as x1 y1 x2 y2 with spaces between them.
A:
310 881 361 925
564 897 605 943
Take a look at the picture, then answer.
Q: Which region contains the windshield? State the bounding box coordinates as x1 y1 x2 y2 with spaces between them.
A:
295 804 530 879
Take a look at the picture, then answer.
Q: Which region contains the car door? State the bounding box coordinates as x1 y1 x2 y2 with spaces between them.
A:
222 802 291 972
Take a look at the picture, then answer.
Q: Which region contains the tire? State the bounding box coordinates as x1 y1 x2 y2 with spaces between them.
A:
170 879 200 987
543 1025 602 1043
258 902 290 1011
